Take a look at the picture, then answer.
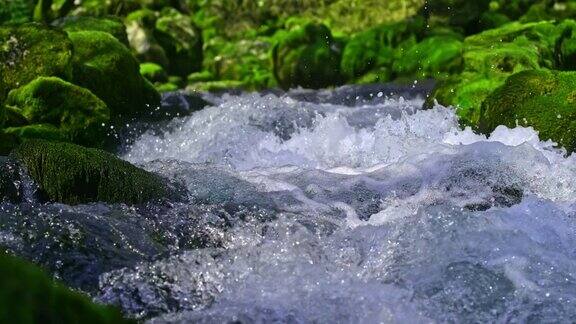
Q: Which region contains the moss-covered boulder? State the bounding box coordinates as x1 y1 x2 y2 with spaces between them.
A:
155 7 203 77
0 23 73 98
341 18 424 81
69 31 161 119
140 62 168 83
426 20 576 126
0 252 132 323
13 139 171 205
479 69 576 152
54 16 129 46
392 35 463 80
272 23 344 89
4 77 109 147
0 131 19 156
125 9 170 69
423 0 492 35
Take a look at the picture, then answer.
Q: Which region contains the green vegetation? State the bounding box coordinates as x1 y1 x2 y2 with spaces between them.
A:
13 139 171 204
0 252 132 323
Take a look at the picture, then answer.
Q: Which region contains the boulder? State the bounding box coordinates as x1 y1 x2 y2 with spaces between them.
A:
0 23 73 98
5 77 109 147
69 31 161 119
13 139 172 205
154 7 202 77
53 16 129 46
479 69 576 153
125 9 170 69
272 23 344 89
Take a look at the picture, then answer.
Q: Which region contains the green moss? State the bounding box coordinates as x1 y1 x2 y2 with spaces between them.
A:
186 80 245 93
427 20 576 126
155 7 203 77
272 23 344 89
13 139 170 205
0 0 34 25
4 105 29 127
0 252 132 323
479 69 576 152
341 18 425 80
54 16 129 46
392 35 463 80
5 124 68 142
187 70 215 83
204 37 276 90
69 31 161 119
155 82 179 92
0 23 73 98
5 77 109 147
140 62 168 83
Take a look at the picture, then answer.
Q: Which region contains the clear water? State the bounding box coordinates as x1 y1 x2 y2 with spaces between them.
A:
4 90 576 323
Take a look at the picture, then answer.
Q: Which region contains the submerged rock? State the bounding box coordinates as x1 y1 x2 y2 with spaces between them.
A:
69 31 161 120
272 23 344 89
12 139 173 205
479 69 576 153
4 77 109 147
0 252 131 323
0 23 73 99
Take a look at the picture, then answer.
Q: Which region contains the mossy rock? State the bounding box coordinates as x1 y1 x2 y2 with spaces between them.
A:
140 62 168 83
53 16 129 46
392 35 463 80
125 9 170 69
5 77 109 147
479 69 576 152
203 37 275 90
155 7 203 77
341 17 425 80
69 31 161 119
0 23 73 98
0 252 132 323
13 139 171 205
5 124 68 143
0 0 34 25
426 20 576 126
272 23 344 89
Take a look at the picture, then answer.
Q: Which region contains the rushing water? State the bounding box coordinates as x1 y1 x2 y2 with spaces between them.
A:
3 87 576 322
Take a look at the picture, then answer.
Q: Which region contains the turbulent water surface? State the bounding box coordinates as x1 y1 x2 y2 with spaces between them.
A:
3 86 576 323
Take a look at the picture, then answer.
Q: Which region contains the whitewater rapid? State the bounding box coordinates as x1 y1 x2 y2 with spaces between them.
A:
89 91 576 323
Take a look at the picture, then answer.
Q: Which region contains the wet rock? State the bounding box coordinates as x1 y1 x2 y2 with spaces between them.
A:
12 139 174 205
152 91 211 120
